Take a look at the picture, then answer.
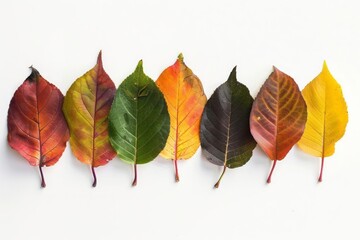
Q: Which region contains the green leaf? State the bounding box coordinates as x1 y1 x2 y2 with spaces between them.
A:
200 67 257 188
108 60 170 186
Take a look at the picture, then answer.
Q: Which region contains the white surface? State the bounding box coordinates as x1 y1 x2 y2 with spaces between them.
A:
1 0 359 239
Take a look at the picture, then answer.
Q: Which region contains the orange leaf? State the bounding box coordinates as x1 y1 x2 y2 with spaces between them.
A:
250 67 307 183
156 54 207 181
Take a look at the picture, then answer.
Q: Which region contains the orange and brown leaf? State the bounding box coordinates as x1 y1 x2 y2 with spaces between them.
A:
156 54 207 180
7 67 69 187
63 52 116 186
250 67 307 182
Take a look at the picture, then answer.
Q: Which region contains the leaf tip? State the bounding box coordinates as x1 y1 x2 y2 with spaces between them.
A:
28 66 40 82
227 66 237 83
97 50 103 64
322 60 329 73
138 59 143 67
178 53 184 61
323 59 327 67
231 65 237 76
232 65 237 74
272 66 286 78
135 60 144 73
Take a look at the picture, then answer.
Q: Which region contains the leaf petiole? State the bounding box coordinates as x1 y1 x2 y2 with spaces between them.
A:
39 165 46 188
174 159 179 182
318 156 324 182
267 160 277 184
214 165 227 188
132 164 137 186
91 166 97 187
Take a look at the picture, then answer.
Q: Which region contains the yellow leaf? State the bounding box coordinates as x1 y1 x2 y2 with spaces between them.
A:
297 61 348 181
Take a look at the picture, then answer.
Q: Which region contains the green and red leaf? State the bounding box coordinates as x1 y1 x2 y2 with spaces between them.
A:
63 51 116 187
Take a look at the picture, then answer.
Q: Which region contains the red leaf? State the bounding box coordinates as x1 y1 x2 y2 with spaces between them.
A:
250 67 307 183
7 67 70 187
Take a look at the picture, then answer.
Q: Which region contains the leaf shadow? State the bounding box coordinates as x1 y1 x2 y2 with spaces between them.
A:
66 149 93 185
248 146 271 185
155 156 181 184
293 146 320 182
199 150 224 185
106 156 133 186
3 139 39 185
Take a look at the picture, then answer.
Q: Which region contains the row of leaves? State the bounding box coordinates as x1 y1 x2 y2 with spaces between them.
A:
7 52 348 188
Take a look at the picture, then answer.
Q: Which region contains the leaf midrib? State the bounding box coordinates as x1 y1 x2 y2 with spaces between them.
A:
35 80 43 166
274 74 279 160
223 89 232 167
134 79 139 165
174 71 180 161
91 74 100 167
321 80 327 159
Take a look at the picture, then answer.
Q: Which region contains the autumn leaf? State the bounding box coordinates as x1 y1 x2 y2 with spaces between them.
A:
250 67 307 183
297 62 348 182
63 51 116 187
156 54 207 182
200 67 257 188
108 60 170 186
7 67 69 187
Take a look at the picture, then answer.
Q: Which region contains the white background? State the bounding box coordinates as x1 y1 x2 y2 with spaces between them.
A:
1 0 359 239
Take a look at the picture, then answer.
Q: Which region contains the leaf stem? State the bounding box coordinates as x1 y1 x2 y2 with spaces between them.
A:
132 164 137 186
267 160 277 184
39 165 46 188
214 165 227 188
174 159 179 182
318 156 324 182
91 166 97 187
